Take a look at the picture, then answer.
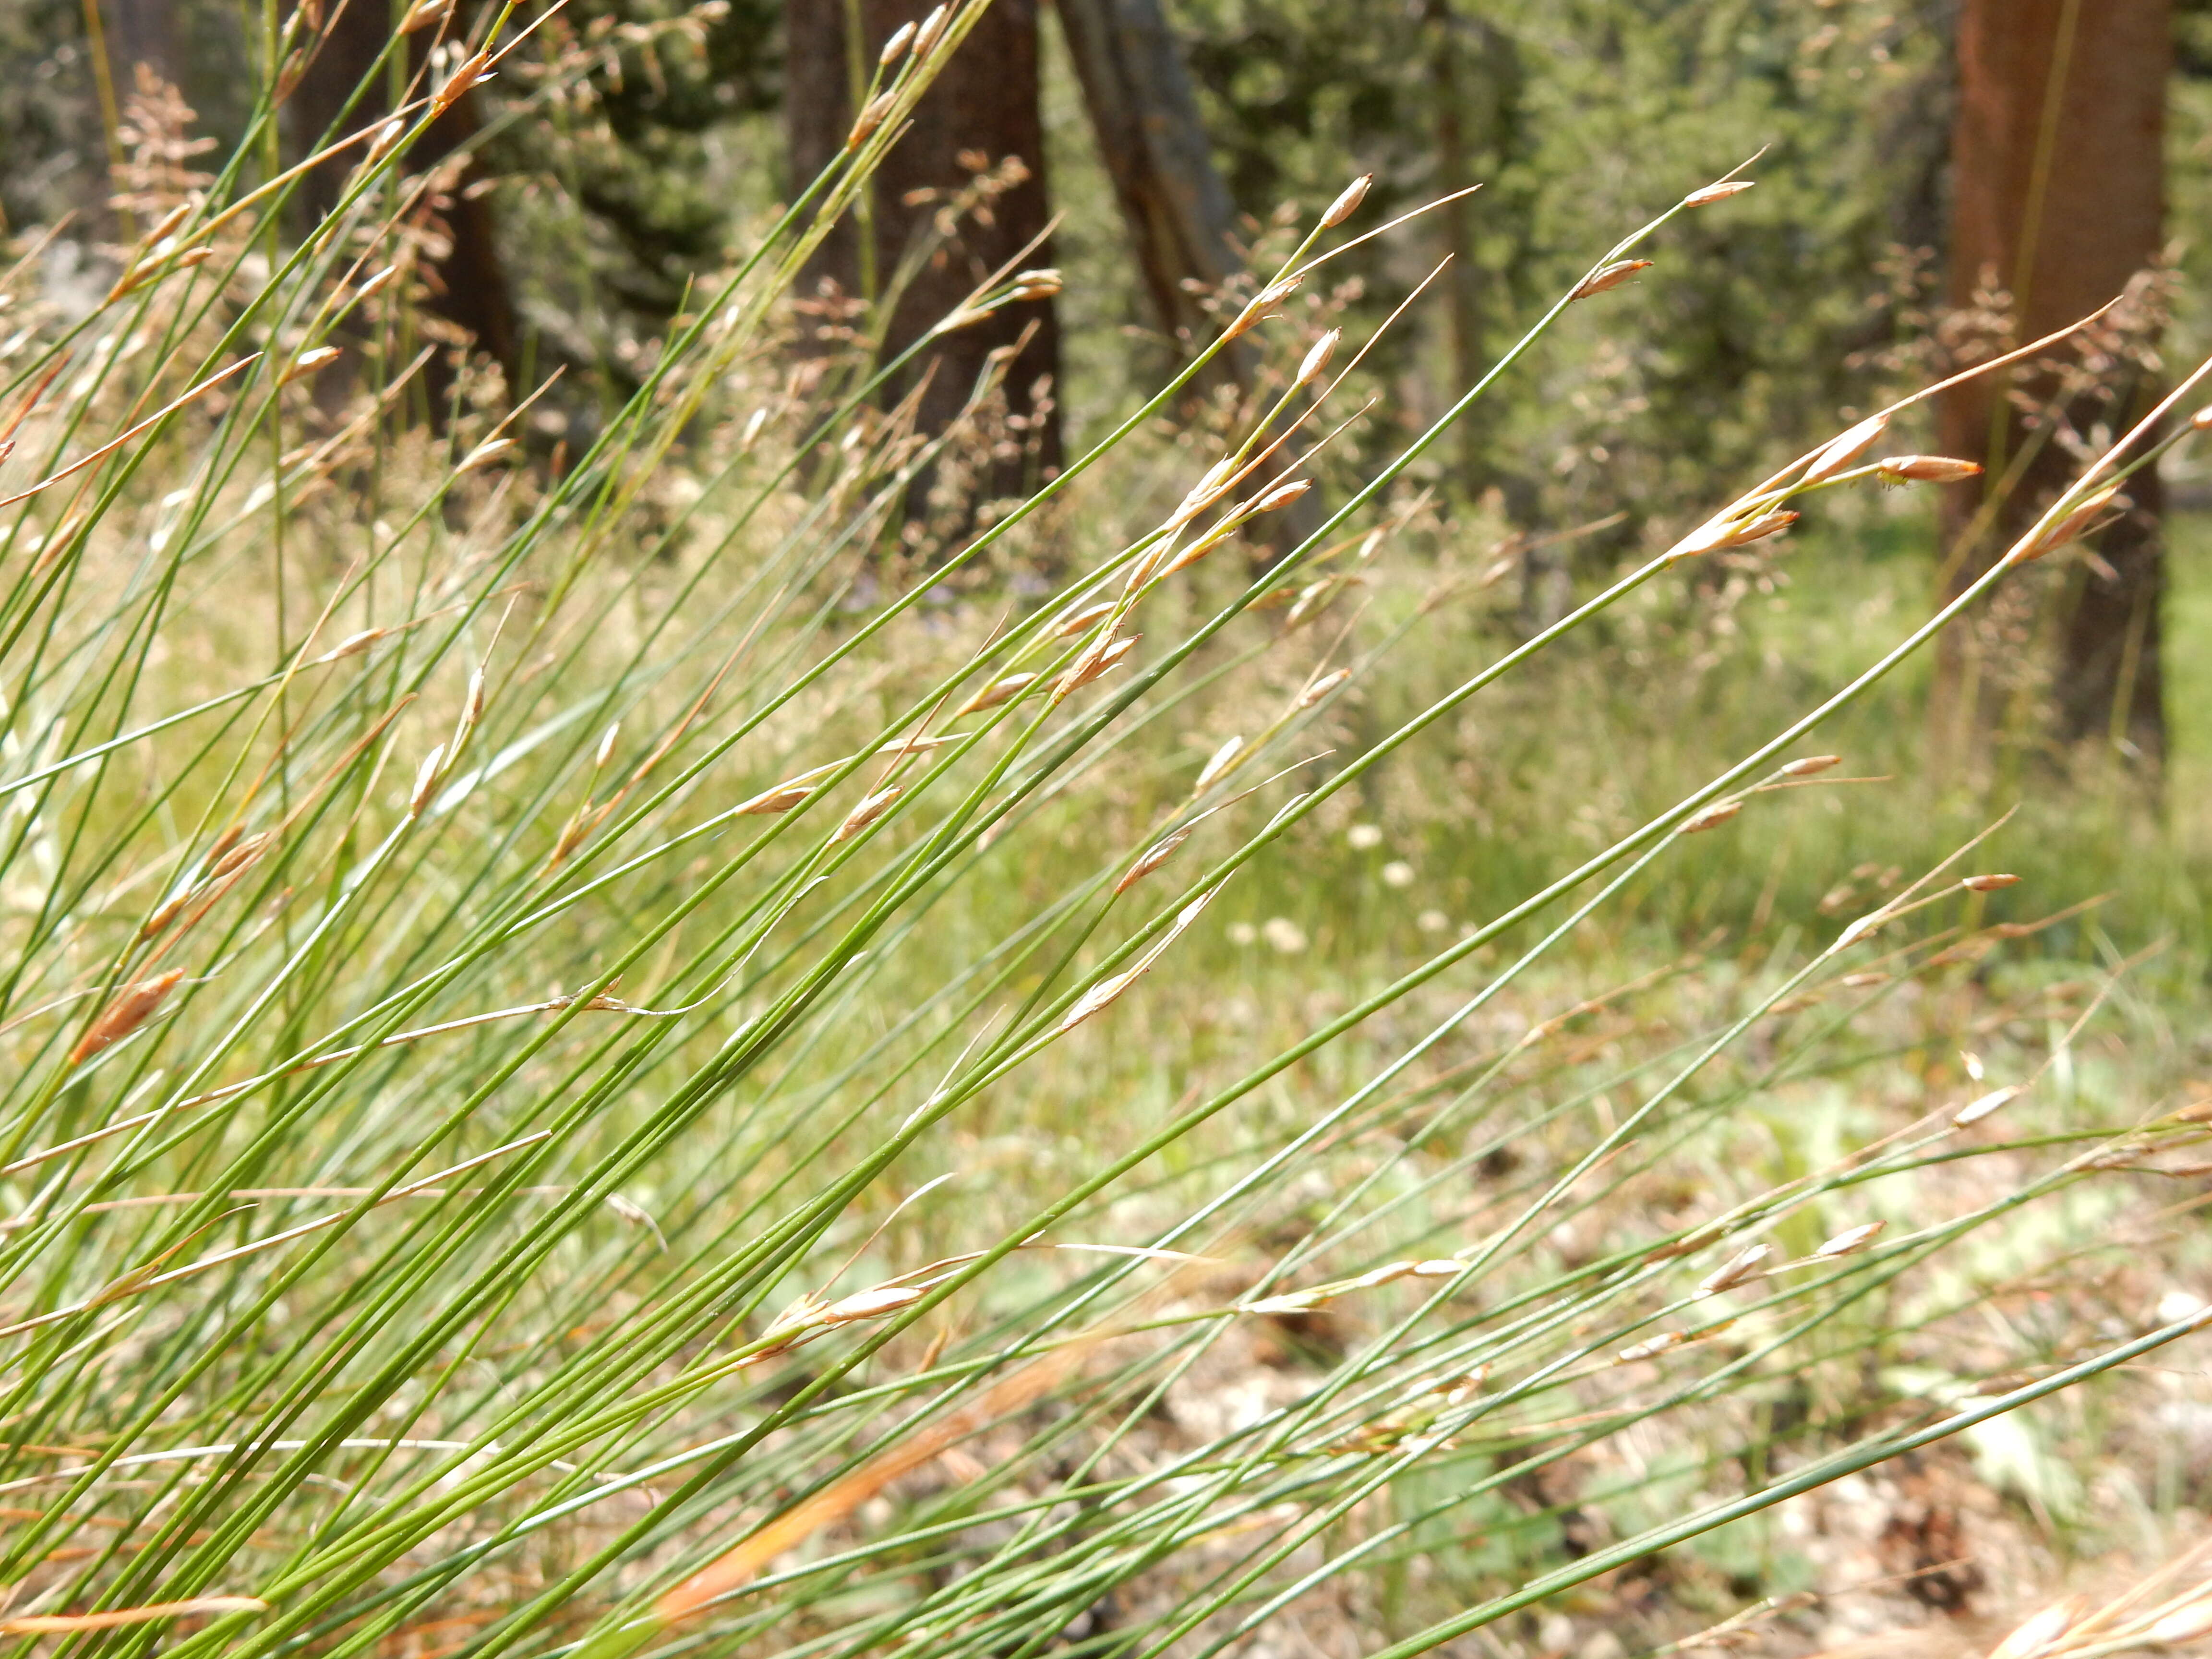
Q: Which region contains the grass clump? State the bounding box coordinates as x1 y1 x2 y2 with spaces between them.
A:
2 10 2210 1659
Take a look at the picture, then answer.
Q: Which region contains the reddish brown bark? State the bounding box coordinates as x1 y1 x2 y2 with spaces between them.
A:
1935 0 2169 767
286 0 520 409
784 0 1062 496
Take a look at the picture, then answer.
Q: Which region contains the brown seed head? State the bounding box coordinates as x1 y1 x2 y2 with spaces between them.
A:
1116 827 1192 894
1254 479 1311 513
914 3 950 55
1052 600 1116 638
1006 267 1062 301
1875 454 1984 484
209 831 273 880
1683 179 1756 207
846 90 898 151
1952 1083 2024 1128
1321 173 1373 228
410 744 446 816
835 787 902 843
1296 667 1352 710
400 0 450 29
1680 799 1743 834
1297 329 1340 386
431 50 493 116
140 894 188 941
356 264 401 301
1054 632 1138 700
1677 508 1798 559
1570 259 1652 301
955 672 1039 716
1803 414 1888 482
878 20 916 63
2193 405 2212 432
1781 754 1841 777
1988 1595 2091 1659
1696 1244 1771 1297
1193 735 1244 794
2147 1598 2212 1647
1813 1220 1885 1259
1960 873 2020 892
72 970 188 1066
1224 276 1302 341
458 437 513 473
2017 484 2121 564
735 780 814 816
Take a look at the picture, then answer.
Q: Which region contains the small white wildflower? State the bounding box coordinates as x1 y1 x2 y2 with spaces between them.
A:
1347 823 1384 850
1227 922 1258 947
1261 917 1308 954
1417 909 1449 933
1381 861 1415 889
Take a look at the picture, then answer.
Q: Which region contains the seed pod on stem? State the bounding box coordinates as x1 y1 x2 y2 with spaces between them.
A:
846 90 897 151
1961 873 2020 892
1986 1595 2091 1659
1570 259 1652 301
835 787 902 843
1695 1243 1770 1297
1296 667 1352 710
1781 754 1840 777
1876 455 1983 484
913 3 949 56
1952 1084 2023 1128
1053 632 1137 701
2015 484 2121 564
1683 179 1755 207
409 744 446 816
71 970 187 1066
1224 277 1302 341
1321 173 1372 228
1254 479 1312 514
1680 799 1742 834
1297 329 1340 387
1193 736 1243 795
1813 1221 1885 1259
878 20 915 63
1116 827 1191 894
955 672 1037 716
1803 414 1887 482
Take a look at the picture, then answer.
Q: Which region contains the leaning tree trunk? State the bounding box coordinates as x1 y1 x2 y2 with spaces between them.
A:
286 0 520 411
1053 0 1239 373
785 0 1063 499
1935 0 2169 769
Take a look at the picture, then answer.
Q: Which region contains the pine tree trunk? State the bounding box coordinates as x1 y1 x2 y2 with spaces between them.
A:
287 0 520 408
784 0 1063 501
1934 0 2169 770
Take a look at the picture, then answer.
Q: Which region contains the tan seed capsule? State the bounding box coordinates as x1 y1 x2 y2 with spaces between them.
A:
1254 479 1312 513
2018 484 2120 563
1675 508 1798 559
1006 267 1062 301
821 1284 925 1324
1224 276 1302 340
1875 454 1984 483
1803 414 1888 482
846 90 897 151
2147 1598 2212 1646
1813 1220 1885 1259
735 780 814 816
282 346 342 383
1297 329 1340 386
1782 754 1841 776
208 831 272 879
356 264 400 300
1194 735 1244 794
139 894 187 940
72 969 188 1065
1570 259 1652 301
913 2 949 56
1321 173 1372 228
1952 1084 2023 1128
1617 1331 1689 1362
1961 873 2020 892
592 723 620 770
1296 667 1352 709
458 437 512 473
1696 1243 1770 1297
1053 632 1137 699
1116 827 1191 894
1987 1596 2090 1659
1683 179 1756 207
2193 406 2212 432
878 20 916 63
834 786 902 842
1052 600 1116 638
410 745 446 816
955 672 1038 716
1680 799 1742 834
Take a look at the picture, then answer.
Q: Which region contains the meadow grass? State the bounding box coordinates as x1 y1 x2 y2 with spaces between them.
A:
2 9 2212 1659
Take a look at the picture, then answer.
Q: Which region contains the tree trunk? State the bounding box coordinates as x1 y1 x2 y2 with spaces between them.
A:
785 0 1063 501
1934 0 2169 769
1052 0 1239 368
287 0 521 409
